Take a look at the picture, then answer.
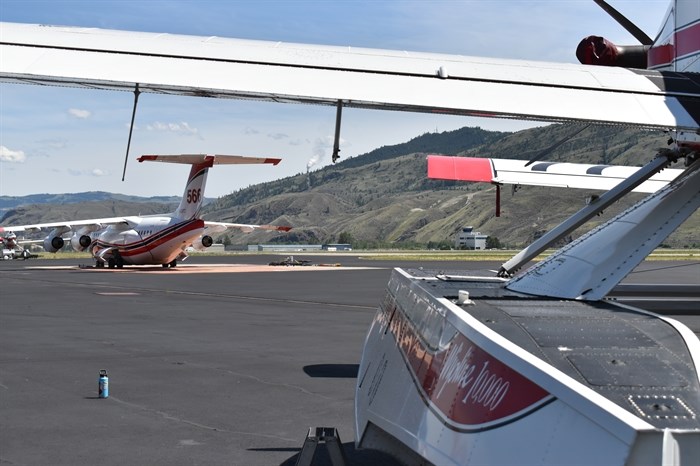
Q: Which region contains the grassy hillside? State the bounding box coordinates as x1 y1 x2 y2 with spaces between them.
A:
204 124 698 248
3 124 697 249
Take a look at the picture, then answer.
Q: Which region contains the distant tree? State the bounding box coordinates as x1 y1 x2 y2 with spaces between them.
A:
486 236 502 249
221 235 231 246
338 231 354 244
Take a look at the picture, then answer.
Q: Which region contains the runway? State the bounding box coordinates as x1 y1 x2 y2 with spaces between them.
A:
0 255 698 466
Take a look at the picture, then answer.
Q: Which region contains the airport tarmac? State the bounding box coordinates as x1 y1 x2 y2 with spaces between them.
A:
0 255 698 466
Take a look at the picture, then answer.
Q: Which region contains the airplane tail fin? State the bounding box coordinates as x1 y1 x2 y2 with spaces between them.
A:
138 154 282 220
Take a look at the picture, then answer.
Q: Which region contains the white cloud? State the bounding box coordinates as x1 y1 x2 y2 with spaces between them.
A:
146 121 202 138
267 132 289 140
92 168 108 177
68 108 91 119
0 146 26 163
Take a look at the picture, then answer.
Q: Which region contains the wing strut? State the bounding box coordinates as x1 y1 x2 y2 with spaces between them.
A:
332 100 343 163
498 149 678 277
524 124 589 167
122 83 141 181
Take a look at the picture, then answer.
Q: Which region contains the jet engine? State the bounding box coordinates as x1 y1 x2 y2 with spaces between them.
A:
43 227 69 253
190 235 214 251
70 225 101 252
70 233 92 252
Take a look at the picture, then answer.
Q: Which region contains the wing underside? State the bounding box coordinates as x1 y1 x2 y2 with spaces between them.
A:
204 222 292 234
1 22 699 131
0 217 129 234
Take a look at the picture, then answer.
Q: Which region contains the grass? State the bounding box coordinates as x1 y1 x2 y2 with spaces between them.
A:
355 249 699 261
25 249 700 261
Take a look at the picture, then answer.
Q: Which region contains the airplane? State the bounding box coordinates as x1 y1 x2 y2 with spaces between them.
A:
0 0 698 464
0 154 291 268
0 232 34 260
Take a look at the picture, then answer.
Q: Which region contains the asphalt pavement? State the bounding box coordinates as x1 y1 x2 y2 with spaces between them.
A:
0 255 697 465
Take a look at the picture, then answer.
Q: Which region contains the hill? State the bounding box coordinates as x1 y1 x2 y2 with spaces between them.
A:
2 124 697 248
204 124 698 248
0 200 179 227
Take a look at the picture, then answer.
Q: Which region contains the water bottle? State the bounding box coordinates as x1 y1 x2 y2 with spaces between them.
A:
98 370 109 398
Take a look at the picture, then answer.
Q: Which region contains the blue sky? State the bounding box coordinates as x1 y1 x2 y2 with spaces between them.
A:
0 0 672 198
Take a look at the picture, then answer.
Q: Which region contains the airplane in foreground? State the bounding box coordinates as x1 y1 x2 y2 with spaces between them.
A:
0 0 698 464
0 154 291 268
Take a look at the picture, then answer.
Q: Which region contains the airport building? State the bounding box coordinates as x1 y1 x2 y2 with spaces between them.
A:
455 226 488 250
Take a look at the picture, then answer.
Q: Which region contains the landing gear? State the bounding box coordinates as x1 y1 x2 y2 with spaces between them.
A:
107 254 124 269
96 261 104 268
162 259 177 268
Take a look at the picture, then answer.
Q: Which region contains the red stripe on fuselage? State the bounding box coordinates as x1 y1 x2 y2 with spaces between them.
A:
94 219 204 258
648 22 700 68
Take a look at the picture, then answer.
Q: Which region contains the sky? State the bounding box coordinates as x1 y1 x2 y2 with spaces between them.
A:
0 0 673 198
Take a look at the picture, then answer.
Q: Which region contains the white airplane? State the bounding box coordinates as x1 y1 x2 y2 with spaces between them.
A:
0 231 34 260
0 154 291 268
0 0 698 464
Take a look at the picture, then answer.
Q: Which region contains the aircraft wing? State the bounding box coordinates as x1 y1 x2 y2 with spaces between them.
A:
427 154 683 193
0 217 129 234
204 222 292 234
1 22 699 131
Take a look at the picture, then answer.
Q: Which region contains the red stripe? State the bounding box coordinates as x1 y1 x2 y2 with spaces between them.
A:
427 155 494 183
379 295 551 429
677 22 700 58
122 220 203 257
648 44 674 68
95 220 204 257
648 22 700 68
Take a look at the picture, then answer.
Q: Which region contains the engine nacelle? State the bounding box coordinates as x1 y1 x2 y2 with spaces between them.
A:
70 234 93 252
43 227 71 253
43 235 65 253
190 235 214 251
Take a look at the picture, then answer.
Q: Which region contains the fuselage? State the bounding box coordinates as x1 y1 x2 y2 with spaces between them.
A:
648 0 700 71
91 215 205 266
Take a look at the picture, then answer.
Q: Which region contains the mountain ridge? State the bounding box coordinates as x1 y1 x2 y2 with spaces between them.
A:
2 124 697 248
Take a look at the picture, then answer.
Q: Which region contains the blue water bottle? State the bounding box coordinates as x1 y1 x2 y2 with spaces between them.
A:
98 369 109 398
